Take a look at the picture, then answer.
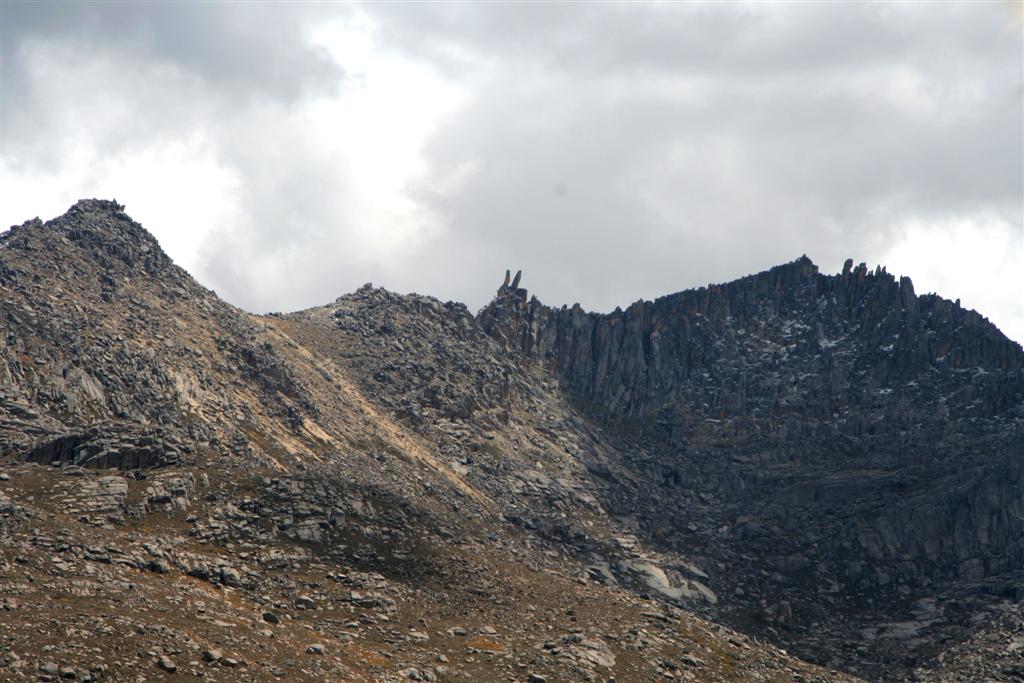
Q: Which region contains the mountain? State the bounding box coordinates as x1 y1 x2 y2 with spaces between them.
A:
0 199 1020 682
479 256 1024 673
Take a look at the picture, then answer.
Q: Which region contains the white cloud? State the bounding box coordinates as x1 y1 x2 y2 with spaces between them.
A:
1 2 1021 343
1 137 240 273
880 215 1023 344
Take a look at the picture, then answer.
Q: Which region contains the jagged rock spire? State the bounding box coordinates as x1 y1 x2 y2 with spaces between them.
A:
497 268 523 294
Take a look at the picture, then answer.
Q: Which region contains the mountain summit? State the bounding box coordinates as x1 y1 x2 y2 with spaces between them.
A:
0 201 1021 682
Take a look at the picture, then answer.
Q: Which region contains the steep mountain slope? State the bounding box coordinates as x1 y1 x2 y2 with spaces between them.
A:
0 199 1020 681
479 259 1024 675
0 200 857 682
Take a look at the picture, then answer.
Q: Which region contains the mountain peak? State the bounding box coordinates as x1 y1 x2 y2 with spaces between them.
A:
754 253 818 283
67 197 127 216
0 200 200 319
34 199 171 274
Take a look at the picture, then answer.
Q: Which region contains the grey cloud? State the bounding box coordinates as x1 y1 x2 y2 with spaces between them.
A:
4 2 342 101
370 3 1017 82
1 2 1020 339
2 2 345 171
195 119 364 313
363 2 1022 314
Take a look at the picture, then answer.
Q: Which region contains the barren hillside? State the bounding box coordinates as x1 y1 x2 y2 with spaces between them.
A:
1 200 1021 682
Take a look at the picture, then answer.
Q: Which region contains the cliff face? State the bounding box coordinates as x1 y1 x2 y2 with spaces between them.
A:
479 257 1023 435
479 261 1024 671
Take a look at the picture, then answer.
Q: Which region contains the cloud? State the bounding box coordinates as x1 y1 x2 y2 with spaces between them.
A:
366 2 1023 325
881 215 1023 344
1 2 1021 342
1 3 461 313
5 2 342 101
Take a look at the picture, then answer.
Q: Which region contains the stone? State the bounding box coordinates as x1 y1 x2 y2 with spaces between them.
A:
570 637 615 669
679 653 703 667
219 566 242 587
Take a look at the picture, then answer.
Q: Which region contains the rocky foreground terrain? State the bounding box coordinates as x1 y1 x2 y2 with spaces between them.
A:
0 200 1021 682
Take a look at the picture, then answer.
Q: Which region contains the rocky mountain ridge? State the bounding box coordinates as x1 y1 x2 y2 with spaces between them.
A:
0 199 1021 682
479 257 1021 428
478 256 1024 674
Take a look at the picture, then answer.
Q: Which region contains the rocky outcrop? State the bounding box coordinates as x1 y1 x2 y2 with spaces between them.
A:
0 199 320 465
479 263 1024 676
23 424 187 470
478 258 1023 433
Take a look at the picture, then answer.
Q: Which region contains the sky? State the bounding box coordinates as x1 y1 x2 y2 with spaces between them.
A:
1 2 1022 343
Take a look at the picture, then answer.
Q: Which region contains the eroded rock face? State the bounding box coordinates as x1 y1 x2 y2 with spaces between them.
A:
478 265 1024 673
479 257 1022 431
23 425 186 470
0 199 315 464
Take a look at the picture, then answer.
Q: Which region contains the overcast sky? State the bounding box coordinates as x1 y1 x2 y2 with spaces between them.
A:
2 2 1022 342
